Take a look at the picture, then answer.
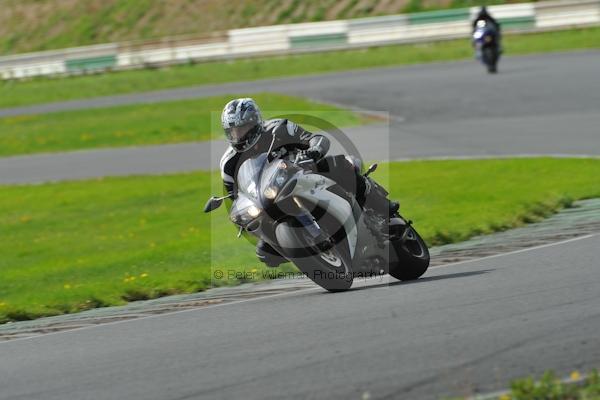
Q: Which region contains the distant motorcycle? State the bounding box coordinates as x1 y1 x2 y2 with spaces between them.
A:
204 140 430 292
473 20 500 73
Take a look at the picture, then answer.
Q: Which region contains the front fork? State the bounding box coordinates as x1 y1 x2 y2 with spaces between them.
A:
294 208 335 253
474 42 483 60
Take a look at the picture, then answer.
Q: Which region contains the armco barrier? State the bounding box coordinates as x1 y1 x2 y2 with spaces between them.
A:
65 55 117 72
500 15 536 28
0 43 117 79
288 20 349 49
228 25 289 55
347 14 409 30
0 0 599 80
290 33 348 48
535 0 600 28
1 61 65 80
346 14 409 45
407 8 471 24
116 35 229 67
470 2 537 29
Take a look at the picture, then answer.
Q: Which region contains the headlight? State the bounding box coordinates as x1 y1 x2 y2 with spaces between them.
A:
247 205 261 218
264 187 278 199
275 174 286 186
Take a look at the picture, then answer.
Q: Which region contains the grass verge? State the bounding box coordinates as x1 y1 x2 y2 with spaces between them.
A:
454 369 600 399
1 27 599 109
1 157 600 323
504 370 600 400
0 93 369 156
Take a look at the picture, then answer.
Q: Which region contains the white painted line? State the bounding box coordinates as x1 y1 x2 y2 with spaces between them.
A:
0 233 596 345
430 233 596 270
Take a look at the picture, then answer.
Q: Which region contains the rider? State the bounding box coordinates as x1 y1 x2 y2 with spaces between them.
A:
219 97 398 267
472 6 502 53
472 6 501 32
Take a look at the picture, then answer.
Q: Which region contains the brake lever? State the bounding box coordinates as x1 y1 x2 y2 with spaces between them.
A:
293 152 302 164
294 151 313 166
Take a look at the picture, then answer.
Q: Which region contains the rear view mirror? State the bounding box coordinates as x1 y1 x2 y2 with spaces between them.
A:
364 163 378 177
204 196 223 213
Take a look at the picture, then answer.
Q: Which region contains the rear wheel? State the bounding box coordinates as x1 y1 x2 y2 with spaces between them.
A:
388 222 430 281
275 221 353 292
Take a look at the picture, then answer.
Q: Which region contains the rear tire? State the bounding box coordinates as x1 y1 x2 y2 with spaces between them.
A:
275 221 353 292
389 223 430 281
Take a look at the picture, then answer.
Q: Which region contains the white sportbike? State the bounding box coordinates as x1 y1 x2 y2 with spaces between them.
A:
205 149 430 291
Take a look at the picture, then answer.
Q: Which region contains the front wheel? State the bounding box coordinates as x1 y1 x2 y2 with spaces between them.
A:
389 223 430 281
483 47 498 74
275 221 353 292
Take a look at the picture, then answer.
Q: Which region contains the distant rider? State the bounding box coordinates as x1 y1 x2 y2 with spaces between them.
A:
472 6 502 53
472 6 501 33
219 98 398 267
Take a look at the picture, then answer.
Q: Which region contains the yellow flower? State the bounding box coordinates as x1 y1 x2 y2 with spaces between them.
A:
570 371 582 381
251 268 257 273
63 284 71 289
140 273 148 278
0 302 6 307
499 394 511 400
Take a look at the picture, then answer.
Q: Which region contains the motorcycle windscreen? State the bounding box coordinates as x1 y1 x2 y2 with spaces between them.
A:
236 153 268 200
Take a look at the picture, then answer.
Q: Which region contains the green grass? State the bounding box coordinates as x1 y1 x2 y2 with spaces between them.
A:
505 370 600 400
0 93 368 156
2 27 599 109
453 369 600 400
2 157 600 323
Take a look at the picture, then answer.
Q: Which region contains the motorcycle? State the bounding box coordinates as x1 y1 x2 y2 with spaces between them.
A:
473 20 500 73
204 142 430 292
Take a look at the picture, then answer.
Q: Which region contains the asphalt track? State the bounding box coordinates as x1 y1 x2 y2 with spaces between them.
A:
1 234 599 400
1 51 600 400
1 51 600 183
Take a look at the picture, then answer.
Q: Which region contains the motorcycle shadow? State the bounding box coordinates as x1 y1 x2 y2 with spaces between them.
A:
338 269 494 293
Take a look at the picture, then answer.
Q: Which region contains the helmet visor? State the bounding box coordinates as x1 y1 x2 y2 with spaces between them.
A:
224 122 257 145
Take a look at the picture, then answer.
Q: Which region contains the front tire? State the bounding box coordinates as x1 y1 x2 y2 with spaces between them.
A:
389 223 430 281
483 47 498 74
275 221 353 292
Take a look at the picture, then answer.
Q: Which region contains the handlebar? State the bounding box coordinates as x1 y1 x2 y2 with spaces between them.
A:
268 148 314 168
